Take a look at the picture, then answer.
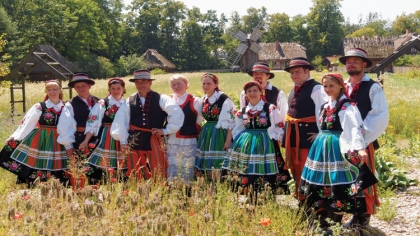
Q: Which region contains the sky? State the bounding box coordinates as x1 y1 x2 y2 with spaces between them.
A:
122 0 420 24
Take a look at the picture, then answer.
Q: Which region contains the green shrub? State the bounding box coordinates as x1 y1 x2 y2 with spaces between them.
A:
150 68 166 75
76 54 115 79
114 54 147 77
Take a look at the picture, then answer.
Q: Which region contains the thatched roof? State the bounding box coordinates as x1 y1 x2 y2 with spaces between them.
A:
258 42 307 61
341 35 397 58
141 49 176 70
27 44 79 72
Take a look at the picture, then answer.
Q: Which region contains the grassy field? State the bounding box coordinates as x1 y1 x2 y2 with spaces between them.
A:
0 71 419 235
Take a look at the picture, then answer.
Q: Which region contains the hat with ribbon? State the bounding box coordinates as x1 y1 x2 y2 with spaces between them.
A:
284 57 315 72
68 72 95 88
339 48 373 68
129 69 155 82
247 62 275 79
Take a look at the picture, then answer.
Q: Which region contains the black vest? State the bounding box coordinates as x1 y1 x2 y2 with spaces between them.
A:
349 79 380 149
319 99 350 131
285 79 320 148
38 102 62 126
129 92 167 150
69 96 99 128
241 103 271 130
202 93 228 121
177 94 200 138
101 98 118 124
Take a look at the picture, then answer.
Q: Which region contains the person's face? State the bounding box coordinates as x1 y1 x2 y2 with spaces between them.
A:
134 79 152 93
322 77 343 100
170 79 188 95
109 83 124 99
201 76 217 95
73 82 91 97
345 57 366 76
252 72 270 85
245 85 262 104
46 84 61 100
289 67 310 86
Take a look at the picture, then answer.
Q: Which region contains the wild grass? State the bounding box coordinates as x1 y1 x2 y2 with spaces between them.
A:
0 71 419 234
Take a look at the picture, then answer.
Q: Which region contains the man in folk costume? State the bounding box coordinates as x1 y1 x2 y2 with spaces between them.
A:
111 70 184 180
57 73 99 159
283 57 328 202
339 48 389 229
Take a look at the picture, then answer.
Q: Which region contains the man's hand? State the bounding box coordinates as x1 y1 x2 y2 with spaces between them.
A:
358 149 369 164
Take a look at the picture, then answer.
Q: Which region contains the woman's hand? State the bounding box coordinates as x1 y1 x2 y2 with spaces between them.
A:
358 149 369 164
223 139 232 151
5 137 14 145
78 140 89 151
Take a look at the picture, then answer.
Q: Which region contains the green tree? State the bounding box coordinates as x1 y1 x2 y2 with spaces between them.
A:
290 14 309 47
393 11 420 34
264 13 292 42
347 27 376 37
306 0 345 59
242 7 267 33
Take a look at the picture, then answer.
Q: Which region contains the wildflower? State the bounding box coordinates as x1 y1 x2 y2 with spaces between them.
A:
21 195 31 200
107 168 115 174
123 190 129 195
110 178 117 182
241 177 248 185
260 217 272 226
14 213 23 220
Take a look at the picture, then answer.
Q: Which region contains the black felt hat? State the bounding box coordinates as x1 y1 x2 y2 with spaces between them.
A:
68 72 95 88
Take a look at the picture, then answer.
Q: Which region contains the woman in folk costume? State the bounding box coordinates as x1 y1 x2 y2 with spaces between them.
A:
222 81 291 193
166 74 204 183
194 73 236 177
0 80 68 184
78 78 127 183
299 74 368 228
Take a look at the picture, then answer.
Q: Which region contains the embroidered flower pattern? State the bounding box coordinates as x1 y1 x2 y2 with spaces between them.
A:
346 150 362 168
105 104 119 119
202 100 221 120
43 108 56 125
229 107 236 120
4 140 20 152
241 110 270 129
3 161 22 172
87 114 98 124
29 170 52 180
318 186 332 199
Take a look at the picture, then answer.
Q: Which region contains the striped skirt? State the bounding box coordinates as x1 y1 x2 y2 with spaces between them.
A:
299 131 365 212
195 121 228 171
9 126 68 181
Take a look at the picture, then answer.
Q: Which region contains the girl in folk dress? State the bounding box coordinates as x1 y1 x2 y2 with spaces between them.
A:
79 78 126 183
194 73 236 177
299 74 368 226
222 81 291 193
0 80 68 183
167 74 204 183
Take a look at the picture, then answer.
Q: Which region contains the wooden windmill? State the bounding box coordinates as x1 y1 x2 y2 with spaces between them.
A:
225 20 273 72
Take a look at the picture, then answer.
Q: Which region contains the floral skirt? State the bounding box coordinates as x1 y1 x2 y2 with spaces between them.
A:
1 127 68 182
222 129 291 191
299 130 366 212
167 143 196 183
195 122 227 171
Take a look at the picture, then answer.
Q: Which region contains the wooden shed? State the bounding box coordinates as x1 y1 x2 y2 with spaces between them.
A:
141 49 176 73
258 41 307 70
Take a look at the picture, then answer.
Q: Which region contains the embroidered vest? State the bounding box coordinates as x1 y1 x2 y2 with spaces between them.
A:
319 99 350 131
202 93 228 121
69 96 99 128
176 94 200 138
241 103 271 130
102 98 119 124
38 102 62 126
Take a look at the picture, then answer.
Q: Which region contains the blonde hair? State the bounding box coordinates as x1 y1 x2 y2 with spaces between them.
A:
45 80 62 91
169 74 189 87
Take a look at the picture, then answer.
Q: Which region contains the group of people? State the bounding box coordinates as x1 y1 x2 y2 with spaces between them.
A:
0 47 388 233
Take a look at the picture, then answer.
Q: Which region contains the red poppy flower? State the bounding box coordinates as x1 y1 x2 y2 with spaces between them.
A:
211 107 219 115
123 190 129 195
21 195 31 200
107 168 115 174
110 178 117 182
241 177 248 185
260 218 272 226
9 141 17 149
14 213 23 220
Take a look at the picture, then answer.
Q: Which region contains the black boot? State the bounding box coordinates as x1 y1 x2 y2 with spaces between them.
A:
357 213 371 227
343 213 359 228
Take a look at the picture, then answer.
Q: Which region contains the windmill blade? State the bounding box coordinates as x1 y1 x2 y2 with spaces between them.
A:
233 30 247 41
250 29 263 42
235 43 249 54
224 50 243 68
250 42 262 53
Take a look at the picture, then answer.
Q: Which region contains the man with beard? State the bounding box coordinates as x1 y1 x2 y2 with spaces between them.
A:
339 48 389 232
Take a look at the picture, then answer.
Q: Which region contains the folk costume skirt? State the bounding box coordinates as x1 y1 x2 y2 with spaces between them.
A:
299 130 366 213
2 126 68 182
167 143 196 183
195 121 228 172
222 129 290 191
86 124 126 182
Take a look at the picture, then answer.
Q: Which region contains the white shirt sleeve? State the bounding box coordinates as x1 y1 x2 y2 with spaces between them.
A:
276 90 288 124
311 84 329 132
9 103 42 141
339 102 366 153
160 94 184 135
110 99 131 145
363 83 389 144
194 97 205 125
267 104 285 141
231 110 246 139
239 90 246 109
215 98 237 130
57 102 77 150
85 101 105 136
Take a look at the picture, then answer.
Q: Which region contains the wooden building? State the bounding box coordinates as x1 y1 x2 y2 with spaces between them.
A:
258 41 307 70
141 49 176 73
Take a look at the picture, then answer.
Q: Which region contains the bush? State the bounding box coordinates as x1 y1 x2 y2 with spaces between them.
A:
76 54 115 79
150 68 166 75
114 54 147 77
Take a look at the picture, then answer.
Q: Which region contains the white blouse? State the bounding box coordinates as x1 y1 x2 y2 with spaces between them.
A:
232 99 284 141
239 82 289 117
345 74 389 144
85 95 125 136
110 92 184 145
9 99 64 141
167 93 204 146
202 91 236 130
322 95 366 153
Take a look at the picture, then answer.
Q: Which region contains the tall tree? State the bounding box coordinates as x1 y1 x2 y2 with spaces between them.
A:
393 11 420 34
242 7 267 33
306 0 344 59
290 14 309 48
264 13 292 42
